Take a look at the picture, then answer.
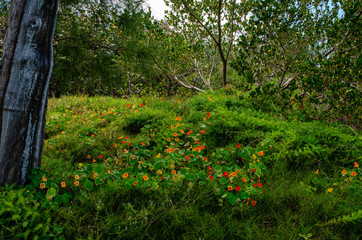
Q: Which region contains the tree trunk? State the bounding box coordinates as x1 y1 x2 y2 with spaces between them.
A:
0 0 59 186
222 60 227 87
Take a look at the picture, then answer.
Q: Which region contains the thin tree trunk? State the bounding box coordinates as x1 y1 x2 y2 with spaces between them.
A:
0 0 59 186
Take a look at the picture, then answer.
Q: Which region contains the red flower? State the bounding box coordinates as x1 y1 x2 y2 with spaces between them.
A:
122 140 126 144
128 143 131 146
194 139 199 143
201 130 205 134
207 113 210 117
236 143 241 148
235 186 241 191
127 104 131 108
257 182 262 187
209 176 214 180
185 155 190 160
208 166 213 171
161 176 164 180
223 172 229 177
301 106 305 109
187 131 192 135
203 157 207 162
252 168 256 172
253 183 257 188
251 201 256 206
98 155 102 159
142 142 146 146
140 103 144 107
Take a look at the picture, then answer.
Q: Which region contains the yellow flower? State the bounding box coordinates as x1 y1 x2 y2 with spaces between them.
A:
39 183 46 189
143 175 149 181
328 188 333 192
61 182 66 188
79 163 83 167
122 173 129 178
42 176 47 182
75 175 80 180
156 170 163 175
227 186 233 191
74 181 79 186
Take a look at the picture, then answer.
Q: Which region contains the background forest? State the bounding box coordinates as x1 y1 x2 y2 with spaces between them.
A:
0 0 361 239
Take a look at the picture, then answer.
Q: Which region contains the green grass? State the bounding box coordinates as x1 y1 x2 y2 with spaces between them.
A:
1 90 361 239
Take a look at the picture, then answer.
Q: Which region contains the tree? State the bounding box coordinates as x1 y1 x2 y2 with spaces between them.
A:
165 0 244 87
0 0 59 186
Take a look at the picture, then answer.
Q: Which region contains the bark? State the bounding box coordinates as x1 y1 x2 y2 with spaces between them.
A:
0 0 59 186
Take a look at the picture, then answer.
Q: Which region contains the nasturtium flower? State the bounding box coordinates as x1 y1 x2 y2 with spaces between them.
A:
209 176 214 180
173 132 178 137
133 181 138 186
75 175 80 180
341 169 347 174
167 138 171 141
113 143 117 148
236 143 241 148
143 175 149 181
354 162 359 167
79 163 83 167
176 117 182 121
251 201 256 206
252 168 256 172
187 131 192 135
328 188 333 192
223 172 229 177
201 130 205 134
87 155 91 159
314 170 319 174
207 113 211 117
253 183 257 188
235 186 241 191
61 182 66 188
258 151 264 156
42 176 47 182
242 178 247 183
156 170 163 175
180 130 185 134
229 172 236 177
228 186 233 191
74 181 79 186
257 182 263 187
172 170 177 175
351 172 356 176
170 126 175 129
39 183 46 189
122 173 129 178
175 138 179 142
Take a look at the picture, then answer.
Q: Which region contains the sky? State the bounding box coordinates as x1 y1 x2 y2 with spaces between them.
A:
145 0 169 20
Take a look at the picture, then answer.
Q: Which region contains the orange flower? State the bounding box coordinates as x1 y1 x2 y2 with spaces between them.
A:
113 143 117 148
133 181 138 186
177 123 181 127
328 188 333 192
242 178 247 183
187 131 192 135
258 151 264 156
39 183 46 189
341 169 347 174
61 182 66 188
173 132 178 137
176 117 182 121
351 172 356 176
74 181 79 186
180 130 184 134
174 138 179 142
167 138 171 141
143 175 149 181
42 176 47 182
228 186 233 191
170 126 175 129
93 174 98 179
172 170 177 174
354 162 359 168
87 155 91 159
75 175 80 180
314 170 319 174
229 172 236 177
122 173 128 178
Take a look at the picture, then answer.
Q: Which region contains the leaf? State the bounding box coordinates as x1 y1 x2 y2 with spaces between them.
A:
46 188 57 200
239 191 249 200
84 180 94 191
94 165 104 174
180 168 187 174
185 173 196 180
